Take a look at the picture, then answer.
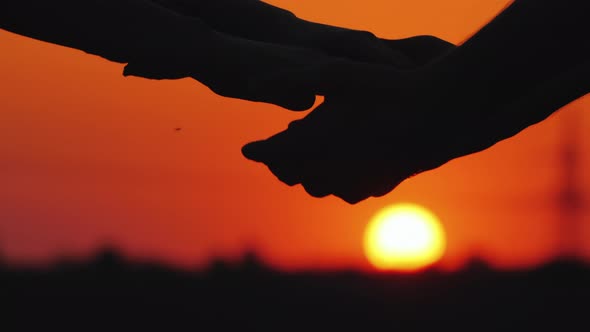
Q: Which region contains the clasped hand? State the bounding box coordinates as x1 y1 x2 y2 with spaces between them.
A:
122 0 458 203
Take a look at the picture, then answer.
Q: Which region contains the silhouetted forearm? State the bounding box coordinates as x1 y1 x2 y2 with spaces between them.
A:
152 0 382 56
424 0 590 109
152 0 300 42
0 0 220 63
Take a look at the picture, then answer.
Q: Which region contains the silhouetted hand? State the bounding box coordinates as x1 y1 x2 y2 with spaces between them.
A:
242 63 424 203
152 0 415 66
123 0 454 110
239 42 452 202
124 31 336 111
1 0 452 111
241 0 590 202
242 59 590 204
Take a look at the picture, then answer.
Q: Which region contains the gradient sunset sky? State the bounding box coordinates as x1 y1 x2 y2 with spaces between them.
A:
1 0 589 271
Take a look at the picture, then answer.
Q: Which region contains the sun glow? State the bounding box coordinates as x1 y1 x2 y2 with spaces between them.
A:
364 203 446 271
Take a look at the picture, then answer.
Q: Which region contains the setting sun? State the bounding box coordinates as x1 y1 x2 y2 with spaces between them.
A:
364 203 446 271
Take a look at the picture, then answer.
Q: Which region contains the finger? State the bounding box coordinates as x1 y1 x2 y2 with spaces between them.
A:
246 77 319 111
242 140 267 163
236 86 317 111
125 62 317 111
241 123 301 164
370 180 399 199
299 160 342 199
380 35 455 66
300 146 407 203
320 28 413 66
242 137 306 187
328 166 381 204
302 182 330 199
267 162 304 187
242 114 329 188
123 61 186 80
245 133 399 204
251 61 401 97
335 184 372 204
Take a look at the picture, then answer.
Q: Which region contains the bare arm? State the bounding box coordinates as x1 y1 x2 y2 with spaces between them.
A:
243 0 590 203
0 0 328 110
0 0 221 64
422 0 590 111
152 0 305 43
0 0 421 109
151 0 414 65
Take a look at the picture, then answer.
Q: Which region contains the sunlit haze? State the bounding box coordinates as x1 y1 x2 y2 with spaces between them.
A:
0 0 589 271
364 203 446 271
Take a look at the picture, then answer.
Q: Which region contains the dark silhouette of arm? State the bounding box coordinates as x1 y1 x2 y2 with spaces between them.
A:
243 0 590 203
0 0 425 110
0 0 219 64
420 0 590 114
152 0 326 45
0 0 422 69
0 0 457 110
0 0 328 110
150 0 417 65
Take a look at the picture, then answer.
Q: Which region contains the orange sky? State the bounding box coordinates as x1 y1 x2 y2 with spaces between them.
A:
1 0 589 271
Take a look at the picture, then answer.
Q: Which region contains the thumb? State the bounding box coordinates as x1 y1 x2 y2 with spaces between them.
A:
242 140 267 163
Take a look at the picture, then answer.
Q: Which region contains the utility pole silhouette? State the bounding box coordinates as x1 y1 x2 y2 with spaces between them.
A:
556 108 585 259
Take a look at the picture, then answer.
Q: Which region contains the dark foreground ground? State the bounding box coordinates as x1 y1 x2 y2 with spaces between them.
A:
3 251 589 331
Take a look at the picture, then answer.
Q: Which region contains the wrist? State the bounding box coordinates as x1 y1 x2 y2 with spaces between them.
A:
124 16 227 79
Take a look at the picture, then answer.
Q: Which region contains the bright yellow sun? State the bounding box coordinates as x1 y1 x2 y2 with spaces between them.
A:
364 203 446 272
